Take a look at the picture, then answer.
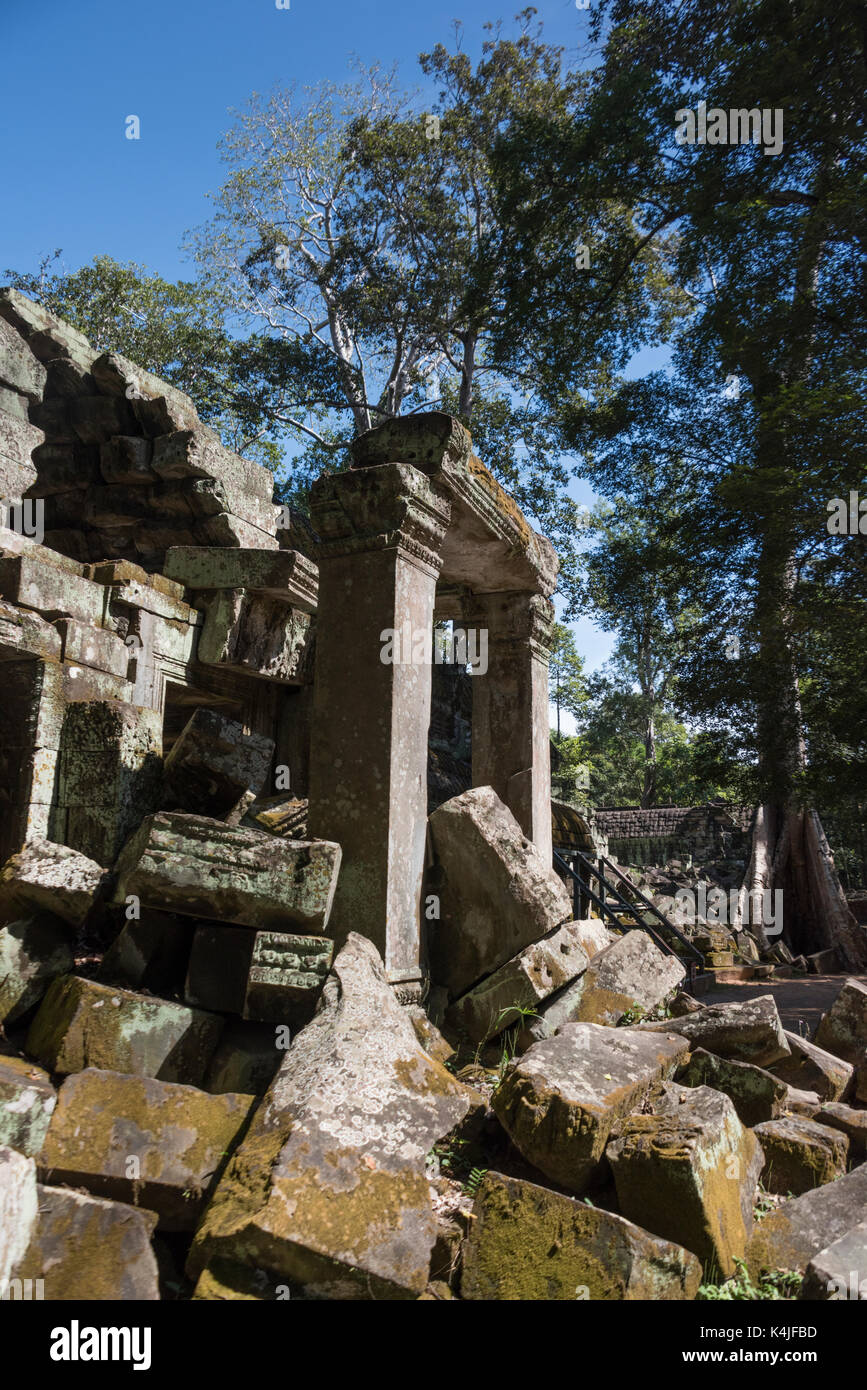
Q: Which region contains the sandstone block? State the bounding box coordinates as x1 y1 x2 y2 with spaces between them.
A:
800 1221 867 1301
0 1055 55 1157
770 1029 854 1100
753 1117 849 1195
0 840 106 927
0 1144 37 1284
637 993 790 1067
675 1048 788 1126
11 1185 159 1300
185 926 332 1021
161 708 274 823
0 915 74 1024
445 922 589 1045
818 1102 867 1159
814 978 867 1063
574 929 685 1026
746 1163 867 1277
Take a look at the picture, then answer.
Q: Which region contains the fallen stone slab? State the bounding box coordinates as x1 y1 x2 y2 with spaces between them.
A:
637 994 790 1067
0 1054 55 1157
445 922 589 1045
26 974 223 1085
0 1145 37 1284
461 1170 701 1301
39 1068 254 1231
0 840 106 927
428 787 572 999
0 915 74 1024
574 929 685 1026
746 1162 867 1277
799 1221 867 1301
675 1048 788 1126
189 933 481 1299
491 1022 689 1194
607 1083 763 1279
185 926 332 1022
784 1086 822 1117
192 1259 281 1301
10 1185 159 1300
769 1029 854 1101
197 591 313 684
161 709 274 823
570 917 613 958
113 813 341 932
753 1116 849 1195
814 978 867 1064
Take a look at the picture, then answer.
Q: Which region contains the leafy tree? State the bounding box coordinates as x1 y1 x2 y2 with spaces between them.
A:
548 622 586 739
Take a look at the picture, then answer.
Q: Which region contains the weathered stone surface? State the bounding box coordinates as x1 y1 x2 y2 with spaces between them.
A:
152 428 273 500
58 700 163 865
753 1117 849 1195
676 1048 788 1126
769 1029 854 1101
607 1083 763 1278
198 590 313 684
55 617 129 678
445 922 589 1045
0 1054 55 1157
814 977 867 1063
491 1022 689 1193
39 1069 254 1231
0 551 104 624
189 934 480 1299
91 354 200 436
571 917 614 959
164 546 318 608
461 1170 701 1301
11 1185 159 1300
186 926 332 1021
819 1102 867 1159
784 1086 823 1117
0 915 74 1024
0 840 106 927
162 709 274 823
0 594 63 661
192 1259 281 1300
574 929 685 1026
0 316 47 402
26 975 223 1084
637 994 791 1067
799 1221 867 1300
746 1162 867 1276
0 409 42 495
0 1144 37 1284
113 813 342 932
429 787 572 998
0 289 96 371
204 1023 282 1097
98 435 155 485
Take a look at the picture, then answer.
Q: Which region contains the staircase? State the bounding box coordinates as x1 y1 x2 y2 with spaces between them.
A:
553 845 706 989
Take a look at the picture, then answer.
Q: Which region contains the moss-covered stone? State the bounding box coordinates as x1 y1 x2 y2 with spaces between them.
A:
462 1170 702 1300
676 1048 788 1126
39 1067 254 1230
746 1163 867 1277
0 1054 55 1156
753 1116 849 1195
0 915 73 1024
12 1184 159 1299
26 974 223 1084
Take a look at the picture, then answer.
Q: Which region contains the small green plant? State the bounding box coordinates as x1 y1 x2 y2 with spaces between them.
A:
698 1259 802 1301
463 1166 489 1198
492 1003 540 1082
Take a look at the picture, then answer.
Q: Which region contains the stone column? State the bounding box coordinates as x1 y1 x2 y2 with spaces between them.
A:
307 463 450 991
466 590 555 865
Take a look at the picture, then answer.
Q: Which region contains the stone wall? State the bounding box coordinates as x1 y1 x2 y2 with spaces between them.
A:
594 803 756 868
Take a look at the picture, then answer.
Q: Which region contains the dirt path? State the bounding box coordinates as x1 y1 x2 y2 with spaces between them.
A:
704 973 867 1035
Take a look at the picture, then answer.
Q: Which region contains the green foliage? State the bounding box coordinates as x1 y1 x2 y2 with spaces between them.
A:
698 1260 803 1301
463 1167 489 1199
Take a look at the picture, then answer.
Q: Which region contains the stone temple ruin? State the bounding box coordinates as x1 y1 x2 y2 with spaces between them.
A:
1 288 867 1302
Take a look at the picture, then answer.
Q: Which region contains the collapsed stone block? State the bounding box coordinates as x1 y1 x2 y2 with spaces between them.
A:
491 1022 689 1193
0 551 105 624
164 546 318 607
186 926 332 1022
39 1068 254 1231
752 1116 849 1195
189 933 481 1299
637 993 791 1067
113 813 342 932
445 922 589 1045
0 840 106 927
769 1029 854 1101
675 1048 788 1126
11 1185 160 1300
197 590 313 684
0 1054 56 1157
161 708 274 823
607 1083 764 1278
573 928 685 1026
818 1102 867 1159
746 1162 867 1277
192 1260 281 1301
428 786 572 999
799 1221 867 1301
814 977 867 1063
0 1144 37 1285
0 915 74 1024
461 1170 701 1301
26 974 223 1085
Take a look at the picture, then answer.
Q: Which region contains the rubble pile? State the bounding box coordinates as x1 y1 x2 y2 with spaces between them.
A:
1 293 865 1302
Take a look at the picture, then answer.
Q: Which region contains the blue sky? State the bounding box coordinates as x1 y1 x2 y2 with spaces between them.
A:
2 0 665 694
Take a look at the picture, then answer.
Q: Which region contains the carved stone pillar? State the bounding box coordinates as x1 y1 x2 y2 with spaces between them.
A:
466 590 555 865
307 463 450 989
